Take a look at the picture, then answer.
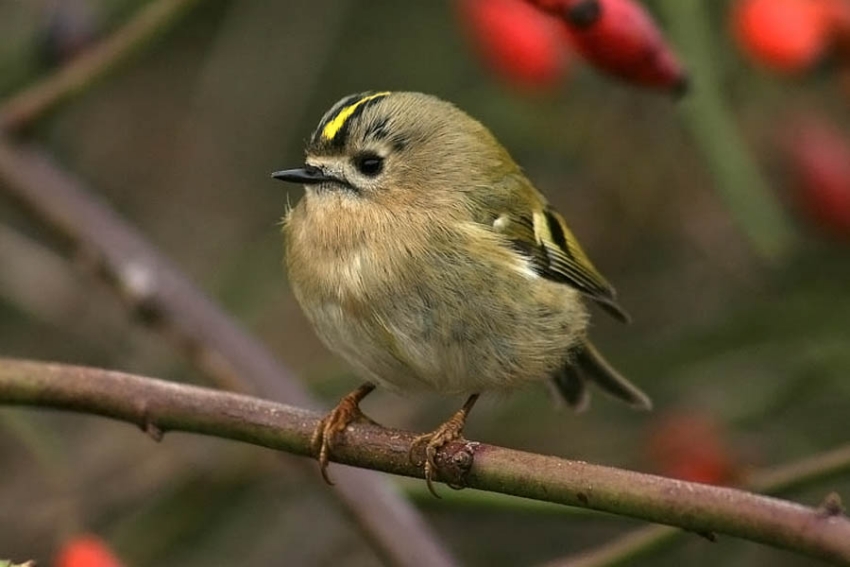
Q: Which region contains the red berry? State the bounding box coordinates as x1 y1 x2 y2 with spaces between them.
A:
783 117 850 239
457 0 570 90
646 411 736 485
558 0 688 94
732 0 830 74
55 535 124 567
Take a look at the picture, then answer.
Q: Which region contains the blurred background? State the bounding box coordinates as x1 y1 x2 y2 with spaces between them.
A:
1 0 849 565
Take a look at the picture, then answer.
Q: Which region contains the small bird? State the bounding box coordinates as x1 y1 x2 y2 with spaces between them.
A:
273 91 651 494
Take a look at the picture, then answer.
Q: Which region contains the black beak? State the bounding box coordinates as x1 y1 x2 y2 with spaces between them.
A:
271 165 338 185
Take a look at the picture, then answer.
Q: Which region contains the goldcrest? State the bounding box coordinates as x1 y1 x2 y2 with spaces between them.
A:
273 91 651 493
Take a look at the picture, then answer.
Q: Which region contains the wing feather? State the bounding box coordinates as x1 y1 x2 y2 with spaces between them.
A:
497 207 630 323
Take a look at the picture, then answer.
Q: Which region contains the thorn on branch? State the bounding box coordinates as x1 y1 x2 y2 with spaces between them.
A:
135 400 164 442
143 420 164 442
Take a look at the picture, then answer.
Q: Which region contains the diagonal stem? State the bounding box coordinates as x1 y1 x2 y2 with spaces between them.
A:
655 0 795 262
0 0 203 133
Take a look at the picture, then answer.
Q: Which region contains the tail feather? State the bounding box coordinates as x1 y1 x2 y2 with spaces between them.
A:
551 340 652 411
552 365 590 412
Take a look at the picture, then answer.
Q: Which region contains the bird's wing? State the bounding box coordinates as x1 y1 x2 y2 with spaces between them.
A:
494 204 631 323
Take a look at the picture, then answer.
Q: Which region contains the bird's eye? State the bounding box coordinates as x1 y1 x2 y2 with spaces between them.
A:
354 153 384 177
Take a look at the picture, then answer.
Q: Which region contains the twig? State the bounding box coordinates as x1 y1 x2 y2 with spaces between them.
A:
0 0 203 132
545 446 850 567
749 446 850 494
1 358 849 565
545 525 680 567
0 136 458 567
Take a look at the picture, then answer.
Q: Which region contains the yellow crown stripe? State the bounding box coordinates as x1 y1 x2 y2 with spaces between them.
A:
321 91 391 141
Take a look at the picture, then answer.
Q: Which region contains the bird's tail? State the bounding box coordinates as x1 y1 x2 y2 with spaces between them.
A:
551 340 652 412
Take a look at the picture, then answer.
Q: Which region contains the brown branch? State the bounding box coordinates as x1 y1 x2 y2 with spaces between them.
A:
0 136 458 567
548 445 850 567
404 444 850 521
0 0 204 132
1 358 849 565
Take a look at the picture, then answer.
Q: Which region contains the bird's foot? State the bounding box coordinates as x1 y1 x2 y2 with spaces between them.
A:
410 394 479 497
311 383 377 484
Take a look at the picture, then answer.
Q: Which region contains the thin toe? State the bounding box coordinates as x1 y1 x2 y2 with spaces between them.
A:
318 447 334 485
424 460 441 498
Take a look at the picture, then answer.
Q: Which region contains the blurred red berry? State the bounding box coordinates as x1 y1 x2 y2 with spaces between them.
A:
457 0 570 90
646 410 736 485
55 535 124 567
783 117 850 239
732 0 830 74
556 0 688 94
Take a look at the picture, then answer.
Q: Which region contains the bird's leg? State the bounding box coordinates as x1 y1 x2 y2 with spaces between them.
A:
411 393 480 497
311 382 378 484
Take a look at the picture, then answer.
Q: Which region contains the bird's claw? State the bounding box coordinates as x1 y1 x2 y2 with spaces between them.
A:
410 417 469 497
311 387 378 484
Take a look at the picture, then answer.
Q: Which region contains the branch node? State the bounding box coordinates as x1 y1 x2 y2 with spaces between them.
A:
118 260 156 299
441 440 480 490
112 260 169 325
818 492 845 518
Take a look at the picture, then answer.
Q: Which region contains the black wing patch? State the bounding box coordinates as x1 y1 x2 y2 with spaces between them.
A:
505 208 631 323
